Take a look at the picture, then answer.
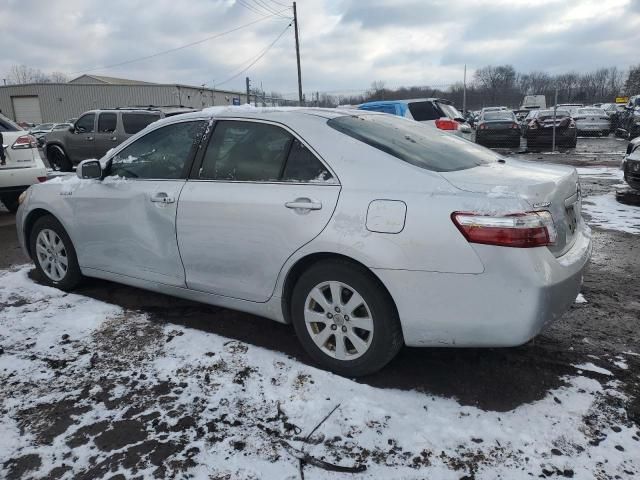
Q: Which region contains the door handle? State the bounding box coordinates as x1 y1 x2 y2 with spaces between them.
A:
150 192 176 204
110 136 118 141
86 136 94 141
285 198 322 210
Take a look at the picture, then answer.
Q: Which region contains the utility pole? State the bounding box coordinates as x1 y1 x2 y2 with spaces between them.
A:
552 87 558 152
462 64 467 114
246 77 251 105
293 2 303 105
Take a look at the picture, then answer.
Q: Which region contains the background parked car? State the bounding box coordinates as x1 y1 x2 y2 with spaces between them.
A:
622 137 640 190
0 113 47 212
601 103 626 130
523 109 577 148
616 95 640 139
44 106 197 171
572 107 611 136
357 98 472 138
474 110 521 148
29 123 57 147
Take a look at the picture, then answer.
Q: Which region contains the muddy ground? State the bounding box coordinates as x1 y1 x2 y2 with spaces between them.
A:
1 134 638 479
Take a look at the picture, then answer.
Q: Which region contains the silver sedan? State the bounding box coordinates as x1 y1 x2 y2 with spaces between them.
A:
16 108 592 376
574 107 612 135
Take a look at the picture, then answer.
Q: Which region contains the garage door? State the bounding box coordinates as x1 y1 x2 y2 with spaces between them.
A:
12 96 43 124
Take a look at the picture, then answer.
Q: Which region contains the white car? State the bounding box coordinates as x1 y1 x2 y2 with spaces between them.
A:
1 114 47 212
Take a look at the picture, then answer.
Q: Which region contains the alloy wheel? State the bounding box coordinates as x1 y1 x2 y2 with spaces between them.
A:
304 281 374 361
36 229 68 281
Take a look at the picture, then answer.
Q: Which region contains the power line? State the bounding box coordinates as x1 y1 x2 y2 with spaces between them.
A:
69 11 290 75
266 0 291 8
252 0 284 16
236 0 272 17
214 21 292 88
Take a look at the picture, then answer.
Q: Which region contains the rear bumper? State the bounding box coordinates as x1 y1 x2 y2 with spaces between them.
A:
526 129 576 144
374 228 592 347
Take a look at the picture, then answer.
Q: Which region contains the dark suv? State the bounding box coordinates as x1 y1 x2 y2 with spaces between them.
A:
44 106 197 171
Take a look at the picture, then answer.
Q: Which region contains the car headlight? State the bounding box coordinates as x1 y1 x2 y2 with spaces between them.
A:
18 189 30 205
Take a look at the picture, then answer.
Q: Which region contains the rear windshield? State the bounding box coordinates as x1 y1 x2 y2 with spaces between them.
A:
0 114 22 132
438 102 463 120
407 101 440 121
577 108 605 115
537 110 570 120
327 114 497 172
122 113 161 135
483 111 514 121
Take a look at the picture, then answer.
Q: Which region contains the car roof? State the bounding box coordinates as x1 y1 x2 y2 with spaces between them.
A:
157 106 366 123
359 98 446 106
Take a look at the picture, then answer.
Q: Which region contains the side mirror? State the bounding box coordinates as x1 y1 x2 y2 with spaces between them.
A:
77 159 102 180
68 125 75 132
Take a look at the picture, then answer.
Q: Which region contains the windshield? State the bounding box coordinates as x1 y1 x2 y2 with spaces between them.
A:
327 114 498 172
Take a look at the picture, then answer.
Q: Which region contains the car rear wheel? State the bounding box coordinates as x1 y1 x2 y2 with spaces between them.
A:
47 146 73 172
1 193 20 213
29 215 82 290
291 260 403 376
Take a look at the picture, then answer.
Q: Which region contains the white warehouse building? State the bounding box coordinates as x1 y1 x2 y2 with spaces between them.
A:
0 75 249 124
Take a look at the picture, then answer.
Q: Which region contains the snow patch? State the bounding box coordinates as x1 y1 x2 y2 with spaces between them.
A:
572 362 613 376
581 193 640 234
575 293 587 304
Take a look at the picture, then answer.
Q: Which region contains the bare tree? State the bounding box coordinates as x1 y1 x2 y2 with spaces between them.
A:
49 71 69 83
624 65 640 94
5 64 68 84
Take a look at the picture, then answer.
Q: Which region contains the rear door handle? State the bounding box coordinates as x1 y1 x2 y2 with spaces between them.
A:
86 136 94 141
110 136 118 141
285 198 322 210
150 192 175 204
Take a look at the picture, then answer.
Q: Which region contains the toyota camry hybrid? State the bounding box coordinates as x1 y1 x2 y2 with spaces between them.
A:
16 107 592 376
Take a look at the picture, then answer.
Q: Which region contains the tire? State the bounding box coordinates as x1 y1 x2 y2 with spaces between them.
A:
1 193 20 213
47 146 73 172
602 130 610 137
291 259 403 376
29 215 82 291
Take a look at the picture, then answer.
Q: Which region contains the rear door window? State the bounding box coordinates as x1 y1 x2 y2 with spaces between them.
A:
407 101 440 121
328 114 497 172
97 113 117 133
122 113 161 135
199 121 293 181
281 139 333 182
360 104 398 115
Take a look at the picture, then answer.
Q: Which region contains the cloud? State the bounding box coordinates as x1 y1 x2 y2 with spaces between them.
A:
1 0 639 96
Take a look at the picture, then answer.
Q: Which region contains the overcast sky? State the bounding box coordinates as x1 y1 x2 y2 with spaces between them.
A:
2 0 639 97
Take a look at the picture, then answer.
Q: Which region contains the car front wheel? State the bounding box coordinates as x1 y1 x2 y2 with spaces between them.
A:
291 260 403 376
29 215 82 290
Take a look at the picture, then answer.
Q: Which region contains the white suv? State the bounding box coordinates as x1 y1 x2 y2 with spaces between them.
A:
1 113 47 212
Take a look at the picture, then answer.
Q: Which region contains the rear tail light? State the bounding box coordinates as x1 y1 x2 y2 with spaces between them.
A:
528 121 538 129
37 176 48 182
451 211 557 248
478 123 487 130
511 123 519 129
11 134 37 149
435 118 460 131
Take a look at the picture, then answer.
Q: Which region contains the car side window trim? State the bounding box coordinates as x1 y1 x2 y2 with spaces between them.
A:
188 117 340 185
103 119 208 181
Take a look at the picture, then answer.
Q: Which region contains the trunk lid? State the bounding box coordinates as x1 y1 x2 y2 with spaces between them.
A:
440 159 581 257
1 131 38 169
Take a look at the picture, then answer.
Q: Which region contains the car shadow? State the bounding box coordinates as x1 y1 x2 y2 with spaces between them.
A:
29 270 581 413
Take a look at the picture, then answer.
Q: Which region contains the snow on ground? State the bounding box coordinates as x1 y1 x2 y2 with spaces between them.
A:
576 167 624 180
581 193 640 234
1 266 638 479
